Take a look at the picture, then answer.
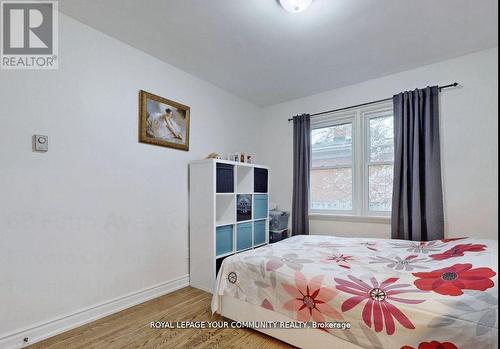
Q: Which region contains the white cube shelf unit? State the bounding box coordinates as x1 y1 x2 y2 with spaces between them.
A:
189 159 269 293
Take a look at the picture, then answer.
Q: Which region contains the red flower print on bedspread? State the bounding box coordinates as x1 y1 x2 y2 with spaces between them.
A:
335 276 424 335
261 299 274 311
430 243 487 260
282 272 341 322
401 340 458 349
441 237 466 243
413 263 496 296
322 254 354 269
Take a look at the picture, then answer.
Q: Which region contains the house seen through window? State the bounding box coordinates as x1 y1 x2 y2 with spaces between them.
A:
310 104 394 216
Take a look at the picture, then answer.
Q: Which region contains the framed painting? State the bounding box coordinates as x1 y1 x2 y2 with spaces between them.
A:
139 90 190 151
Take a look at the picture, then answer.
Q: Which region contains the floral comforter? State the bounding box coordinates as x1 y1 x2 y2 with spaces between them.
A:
212 235 498 349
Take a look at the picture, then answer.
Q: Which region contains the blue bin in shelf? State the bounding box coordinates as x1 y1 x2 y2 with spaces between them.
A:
254 194 268 219
254 220 266 245
216 163 234 193
254 168 268 193
216 225 233 256
237 222 252 251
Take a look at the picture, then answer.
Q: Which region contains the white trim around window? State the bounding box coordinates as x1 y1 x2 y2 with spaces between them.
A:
310 102 394 220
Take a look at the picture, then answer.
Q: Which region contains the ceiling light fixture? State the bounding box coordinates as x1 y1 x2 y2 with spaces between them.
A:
279 0 313 13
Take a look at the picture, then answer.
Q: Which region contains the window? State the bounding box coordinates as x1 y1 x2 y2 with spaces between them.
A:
367 114 394 212
311 122 353 211
310 104 394 217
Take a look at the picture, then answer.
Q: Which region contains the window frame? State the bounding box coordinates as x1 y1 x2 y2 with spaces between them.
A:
309 102 394 219
310 111 357 216
362 106 395 216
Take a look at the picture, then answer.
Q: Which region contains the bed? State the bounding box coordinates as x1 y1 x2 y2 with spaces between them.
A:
212 235 498 349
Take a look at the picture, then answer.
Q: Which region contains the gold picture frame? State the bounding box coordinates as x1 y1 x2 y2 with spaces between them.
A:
139 90 190 151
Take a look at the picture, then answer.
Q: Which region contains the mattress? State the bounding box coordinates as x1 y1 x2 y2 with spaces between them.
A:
217 294 362 349
212 235 498 349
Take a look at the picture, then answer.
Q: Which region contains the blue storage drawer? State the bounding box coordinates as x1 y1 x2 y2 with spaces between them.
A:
254 220 266 245
237 222 252 251
216 163 234 193
216 225 233 256
254 168 268 193
254 194 268 219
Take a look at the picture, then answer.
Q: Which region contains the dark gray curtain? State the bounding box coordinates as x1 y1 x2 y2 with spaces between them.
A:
391 86 444 241
292 114 311 235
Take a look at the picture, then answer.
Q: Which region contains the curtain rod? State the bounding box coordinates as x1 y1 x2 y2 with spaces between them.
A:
287 82 459 122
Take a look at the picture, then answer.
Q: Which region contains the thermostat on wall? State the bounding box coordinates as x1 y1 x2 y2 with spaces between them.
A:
33 135 48 152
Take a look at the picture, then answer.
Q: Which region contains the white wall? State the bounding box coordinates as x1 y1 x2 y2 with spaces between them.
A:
258 48 498 240
0 14 261 344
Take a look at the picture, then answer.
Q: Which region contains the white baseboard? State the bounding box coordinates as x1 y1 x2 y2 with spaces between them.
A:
0 275 190 349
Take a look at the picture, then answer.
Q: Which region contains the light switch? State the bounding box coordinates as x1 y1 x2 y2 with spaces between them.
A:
33 135 48 152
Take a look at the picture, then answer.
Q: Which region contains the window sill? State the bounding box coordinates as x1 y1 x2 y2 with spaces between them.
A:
309 213 391 224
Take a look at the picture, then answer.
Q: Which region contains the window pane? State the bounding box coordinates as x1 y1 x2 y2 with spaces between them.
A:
368 164 393 211
312 123 352 167
369 116 394 162
311 168 352 210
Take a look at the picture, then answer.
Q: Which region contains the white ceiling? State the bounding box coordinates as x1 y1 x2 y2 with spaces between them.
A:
59 0 498 106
